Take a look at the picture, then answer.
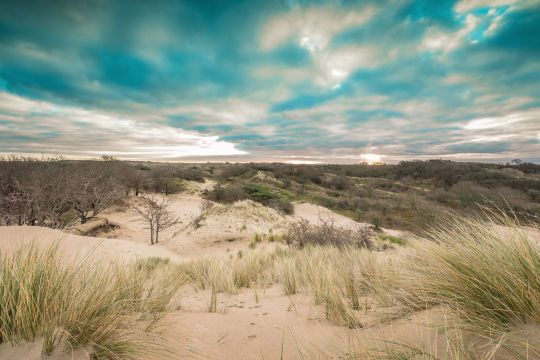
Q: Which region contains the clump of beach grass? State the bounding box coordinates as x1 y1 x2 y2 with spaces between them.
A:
0 242 184 358
375 210 540 358
399 211 540 331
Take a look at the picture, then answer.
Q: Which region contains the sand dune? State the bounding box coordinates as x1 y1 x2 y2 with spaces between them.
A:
2 192 537 359
0 225 182 262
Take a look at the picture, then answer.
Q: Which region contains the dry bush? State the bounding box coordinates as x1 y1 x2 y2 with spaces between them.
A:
191 199 214 229
286 218 373 249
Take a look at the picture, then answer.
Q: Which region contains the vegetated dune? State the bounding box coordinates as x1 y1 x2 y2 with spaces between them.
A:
100 191 405 258
101 194 292 258
1 189 539 359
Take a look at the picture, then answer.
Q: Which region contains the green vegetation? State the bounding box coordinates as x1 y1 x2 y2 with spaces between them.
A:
198 160 540 232
402 212 540 330
204 182 294 215
377 233 407 246
243 183 279 203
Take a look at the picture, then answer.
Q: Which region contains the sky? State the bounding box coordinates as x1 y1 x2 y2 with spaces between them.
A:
0 0 539 164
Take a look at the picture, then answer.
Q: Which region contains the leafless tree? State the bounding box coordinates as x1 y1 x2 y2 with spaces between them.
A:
134 195 178 245
67 170 124 224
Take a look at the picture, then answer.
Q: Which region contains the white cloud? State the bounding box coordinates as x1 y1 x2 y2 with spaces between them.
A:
484 15 503 36
260 5 378 89
454 0 518 13
284 160 323 164
463 111 539 130
318 45 377 87
421 14 479 53
0 92 246 159
260 5 376 51
161 99 269 126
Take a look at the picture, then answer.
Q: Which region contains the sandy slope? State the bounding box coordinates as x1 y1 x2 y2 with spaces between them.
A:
0 225 182 262
0 340 90 360
100 193 404 259
162 285 451 360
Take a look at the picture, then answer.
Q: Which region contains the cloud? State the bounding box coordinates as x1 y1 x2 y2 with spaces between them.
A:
0 0 539 163
0 92 246 159
454 0 519 13
260 5 376 51
421 14 480 53
260 5 378 89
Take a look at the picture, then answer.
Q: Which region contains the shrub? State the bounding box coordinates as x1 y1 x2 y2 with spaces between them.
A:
136 256 170 273
243 184 279 204
268 198 294 215
206 183 249 203
377 234 407 246
286 218 373 249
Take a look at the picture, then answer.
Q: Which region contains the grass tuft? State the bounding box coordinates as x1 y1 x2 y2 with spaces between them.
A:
0 242 184 358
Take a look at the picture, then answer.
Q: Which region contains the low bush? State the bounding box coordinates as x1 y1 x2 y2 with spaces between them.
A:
377 234 407 246
268 197 294 215
243 183 279 204
206 183 249 203
286 218 373 249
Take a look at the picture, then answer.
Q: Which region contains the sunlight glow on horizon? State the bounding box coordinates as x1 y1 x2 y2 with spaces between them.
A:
360 153 382 164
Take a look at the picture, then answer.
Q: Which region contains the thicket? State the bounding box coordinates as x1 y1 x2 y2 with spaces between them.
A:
202 160 540 230
0 157 206 227
204 182 294 215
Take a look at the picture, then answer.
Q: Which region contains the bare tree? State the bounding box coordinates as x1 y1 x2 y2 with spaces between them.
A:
134 195 178 245
67 169 123 224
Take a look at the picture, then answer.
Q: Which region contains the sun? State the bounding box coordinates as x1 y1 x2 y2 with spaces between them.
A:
360 153 382 165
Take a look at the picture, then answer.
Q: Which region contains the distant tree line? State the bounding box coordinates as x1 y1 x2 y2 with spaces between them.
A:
0 156 207 227
1 157 538 229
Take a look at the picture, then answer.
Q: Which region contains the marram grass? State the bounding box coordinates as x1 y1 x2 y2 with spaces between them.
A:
0 242 185 358
406 211 540 330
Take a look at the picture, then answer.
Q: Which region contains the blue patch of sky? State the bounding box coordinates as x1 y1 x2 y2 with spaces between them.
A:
448 142 512 154
167 115 194 128
39 131 60 138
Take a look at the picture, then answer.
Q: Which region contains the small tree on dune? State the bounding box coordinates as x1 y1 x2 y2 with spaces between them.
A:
134 195 178 245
